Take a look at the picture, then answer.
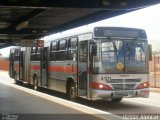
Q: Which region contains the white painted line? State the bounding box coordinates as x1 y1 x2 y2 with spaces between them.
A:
0 79 122 120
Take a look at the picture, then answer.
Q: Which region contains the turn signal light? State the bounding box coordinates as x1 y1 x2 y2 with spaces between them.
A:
135 82 149 89
91 81 113 90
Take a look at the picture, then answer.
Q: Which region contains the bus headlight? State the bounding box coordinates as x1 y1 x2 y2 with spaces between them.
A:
99 84 104 89
91 81 113 90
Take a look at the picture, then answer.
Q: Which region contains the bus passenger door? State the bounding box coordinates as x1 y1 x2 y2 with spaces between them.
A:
78 41 90 98
9 50 14 78
19 51 24 80
41 47 48 87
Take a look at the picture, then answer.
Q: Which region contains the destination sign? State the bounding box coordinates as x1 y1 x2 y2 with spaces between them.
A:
93 27 147 39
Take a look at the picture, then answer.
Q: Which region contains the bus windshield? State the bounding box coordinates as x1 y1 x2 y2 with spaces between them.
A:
93 39 148 74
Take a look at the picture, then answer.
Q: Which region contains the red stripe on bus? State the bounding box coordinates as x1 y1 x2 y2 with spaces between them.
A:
48 66 77 73
31 65 77 73
31 65 40 70
72 66 77 73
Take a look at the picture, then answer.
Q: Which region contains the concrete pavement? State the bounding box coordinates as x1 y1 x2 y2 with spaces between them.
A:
0 70 122 120
0 70 160 120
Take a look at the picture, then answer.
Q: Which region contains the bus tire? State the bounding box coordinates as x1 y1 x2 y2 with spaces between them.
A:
14 72 18 84
33 76 38 91
111 98 123 103
68 82 77 101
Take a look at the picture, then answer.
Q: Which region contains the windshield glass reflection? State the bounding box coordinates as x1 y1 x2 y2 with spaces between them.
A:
93 39 148 74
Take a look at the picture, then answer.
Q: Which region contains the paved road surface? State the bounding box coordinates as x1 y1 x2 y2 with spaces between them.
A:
0 71 120 120
0 71 160 120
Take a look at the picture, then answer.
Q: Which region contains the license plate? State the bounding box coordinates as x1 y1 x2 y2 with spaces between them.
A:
115 91 134 96
139 91 149 95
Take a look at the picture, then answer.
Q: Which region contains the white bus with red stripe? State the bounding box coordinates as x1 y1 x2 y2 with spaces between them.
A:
9 27 152 102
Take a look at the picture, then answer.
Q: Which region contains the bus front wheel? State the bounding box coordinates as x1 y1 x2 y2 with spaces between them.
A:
68 82 77 101
33 76 38 91
14 73 18 84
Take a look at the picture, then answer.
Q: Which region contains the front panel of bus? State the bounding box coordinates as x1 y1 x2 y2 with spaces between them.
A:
90 27 149 100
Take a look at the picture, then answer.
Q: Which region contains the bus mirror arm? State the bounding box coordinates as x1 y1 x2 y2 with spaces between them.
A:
92 43 97 56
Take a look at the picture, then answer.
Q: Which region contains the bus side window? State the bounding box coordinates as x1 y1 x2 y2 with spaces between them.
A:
58 39 67 61
68 37 77 61
50 41 57 61
31 47 37 53
94 43 100 62
9 53 13 61
80 43 87 62
70 38 77 49
51 41 57 51
14 49 20 61
31 47 35 61
37 47 42 53
9 49 14 61
37 47 42 61
31 47 41 61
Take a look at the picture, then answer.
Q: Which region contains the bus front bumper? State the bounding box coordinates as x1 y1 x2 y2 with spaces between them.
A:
91 88 149 100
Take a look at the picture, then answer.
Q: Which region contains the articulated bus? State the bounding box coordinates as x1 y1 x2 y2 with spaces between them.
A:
9 27 152 102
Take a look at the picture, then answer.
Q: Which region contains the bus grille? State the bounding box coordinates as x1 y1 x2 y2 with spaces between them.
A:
109 79 141 90
112 84 136 90
108 79 141 83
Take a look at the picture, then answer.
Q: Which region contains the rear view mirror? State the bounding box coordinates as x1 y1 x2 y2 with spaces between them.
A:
92 42 97 56
148 44 152 61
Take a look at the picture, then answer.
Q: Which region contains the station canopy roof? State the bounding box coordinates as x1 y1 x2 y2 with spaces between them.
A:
0 0 160 48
